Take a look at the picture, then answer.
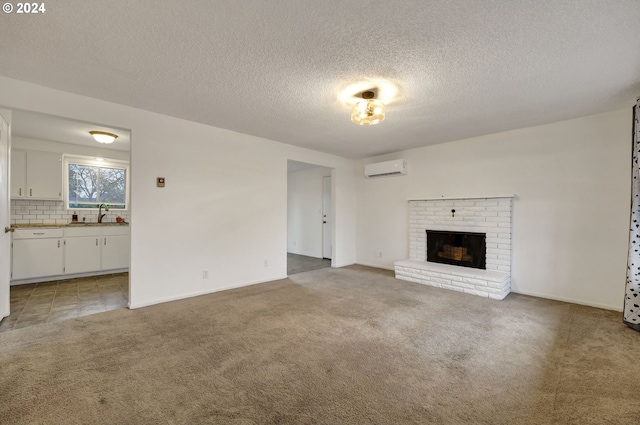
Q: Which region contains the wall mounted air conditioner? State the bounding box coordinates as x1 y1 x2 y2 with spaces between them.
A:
364 159 408 178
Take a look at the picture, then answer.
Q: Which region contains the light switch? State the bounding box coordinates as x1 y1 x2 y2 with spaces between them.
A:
157 177 165 188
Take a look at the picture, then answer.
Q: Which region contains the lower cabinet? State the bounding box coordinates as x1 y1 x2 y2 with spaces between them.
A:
101 234 130 270
12 228 64 280
64 236 102 274
11 225 129 282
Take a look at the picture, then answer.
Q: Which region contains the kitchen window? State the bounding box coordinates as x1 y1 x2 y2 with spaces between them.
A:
64 156 129 210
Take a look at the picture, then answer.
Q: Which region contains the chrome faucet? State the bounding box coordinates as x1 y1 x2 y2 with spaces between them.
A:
98 203 109 223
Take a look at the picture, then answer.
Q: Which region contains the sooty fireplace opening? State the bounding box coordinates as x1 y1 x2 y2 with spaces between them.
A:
426 230 486 270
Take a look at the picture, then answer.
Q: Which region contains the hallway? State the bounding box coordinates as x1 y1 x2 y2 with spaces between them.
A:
287 253 331 275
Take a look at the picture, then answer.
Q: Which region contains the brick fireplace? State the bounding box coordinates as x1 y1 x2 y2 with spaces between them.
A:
395 196 513 299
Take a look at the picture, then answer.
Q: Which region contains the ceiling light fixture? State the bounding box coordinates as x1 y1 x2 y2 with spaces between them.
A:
89 131 118 144
351 91 385 125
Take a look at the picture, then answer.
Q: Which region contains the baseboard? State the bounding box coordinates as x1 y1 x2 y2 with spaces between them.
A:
331 261 356 268
511 289 623 312
128 275 288 309
354 262 395 271
378 263 623 311
10 269 129 286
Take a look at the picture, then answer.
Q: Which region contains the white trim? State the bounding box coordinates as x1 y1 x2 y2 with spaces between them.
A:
10 268 128 285
128 275 288 309
354 262 394 271
330 261 357 268
511 289 623 312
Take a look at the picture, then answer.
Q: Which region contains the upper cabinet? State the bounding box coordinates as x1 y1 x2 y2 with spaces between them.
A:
11 150 62 200
10 150 26 198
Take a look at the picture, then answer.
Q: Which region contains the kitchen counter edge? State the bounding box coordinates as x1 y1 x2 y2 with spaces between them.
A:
11 223 129 229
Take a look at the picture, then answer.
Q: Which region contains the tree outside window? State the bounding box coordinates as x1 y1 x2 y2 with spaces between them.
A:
67 161 127 209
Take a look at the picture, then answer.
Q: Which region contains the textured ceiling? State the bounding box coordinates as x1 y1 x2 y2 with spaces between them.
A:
1 0 639 159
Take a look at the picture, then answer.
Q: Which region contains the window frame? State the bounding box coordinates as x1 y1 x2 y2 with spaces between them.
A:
63 155 130 211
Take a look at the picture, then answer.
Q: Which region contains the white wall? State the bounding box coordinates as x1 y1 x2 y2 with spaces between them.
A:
287 167 331 257
356 110 631 311
0 76 357 308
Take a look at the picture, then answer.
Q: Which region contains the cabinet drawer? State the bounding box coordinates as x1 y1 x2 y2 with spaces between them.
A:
13 228 63 239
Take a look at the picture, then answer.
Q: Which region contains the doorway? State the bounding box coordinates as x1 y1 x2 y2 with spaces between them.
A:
287 160 333 275
322 175 332 260
0 108 132 332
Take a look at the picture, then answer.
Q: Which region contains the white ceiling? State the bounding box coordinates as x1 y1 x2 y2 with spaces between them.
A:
10 109 131 152
1 0 639 159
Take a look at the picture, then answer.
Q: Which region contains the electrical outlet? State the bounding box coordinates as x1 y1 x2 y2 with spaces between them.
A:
293 241 297 246
376 251 383 258
202 270 208 279
19 206 28 214
263 259 268 267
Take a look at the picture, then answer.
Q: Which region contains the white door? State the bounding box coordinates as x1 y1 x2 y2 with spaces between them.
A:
0 110 11 320
322 175 332 260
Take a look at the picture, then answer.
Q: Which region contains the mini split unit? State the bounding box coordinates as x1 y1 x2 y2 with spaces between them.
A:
364 159 408 178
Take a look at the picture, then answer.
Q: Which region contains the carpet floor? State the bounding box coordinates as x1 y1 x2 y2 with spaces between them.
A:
1 265 638 424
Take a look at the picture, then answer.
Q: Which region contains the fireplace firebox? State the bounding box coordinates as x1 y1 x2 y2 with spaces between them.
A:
426 230 486 270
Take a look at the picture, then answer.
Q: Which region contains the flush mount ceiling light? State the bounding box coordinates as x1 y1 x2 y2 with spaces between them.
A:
351 91 385 125
89 131 118 144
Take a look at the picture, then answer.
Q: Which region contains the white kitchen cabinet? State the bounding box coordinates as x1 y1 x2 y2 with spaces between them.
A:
64 236 101 274
28 151 63 199
101 227 130 270
12 228 64 280
11 150 63 200
11 225 129 283
10 150 26 198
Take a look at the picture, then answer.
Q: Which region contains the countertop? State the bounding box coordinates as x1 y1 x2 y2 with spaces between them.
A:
12 222 129 229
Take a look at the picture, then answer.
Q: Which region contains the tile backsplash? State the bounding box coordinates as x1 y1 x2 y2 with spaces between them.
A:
11 199 130 225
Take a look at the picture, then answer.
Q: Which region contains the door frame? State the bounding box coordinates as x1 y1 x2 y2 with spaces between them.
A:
0 108 12 320
322 175 332 260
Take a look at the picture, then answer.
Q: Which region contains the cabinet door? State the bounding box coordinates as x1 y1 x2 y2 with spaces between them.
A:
101 235 130 270
10 150 26 199
12 238 64 279
27 151 62 200
65 236 101 274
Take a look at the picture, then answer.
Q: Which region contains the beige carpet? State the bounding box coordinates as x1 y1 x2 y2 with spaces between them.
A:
1 265 639 424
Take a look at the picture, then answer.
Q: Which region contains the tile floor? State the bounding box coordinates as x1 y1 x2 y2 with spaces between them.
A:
0 273 128 333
